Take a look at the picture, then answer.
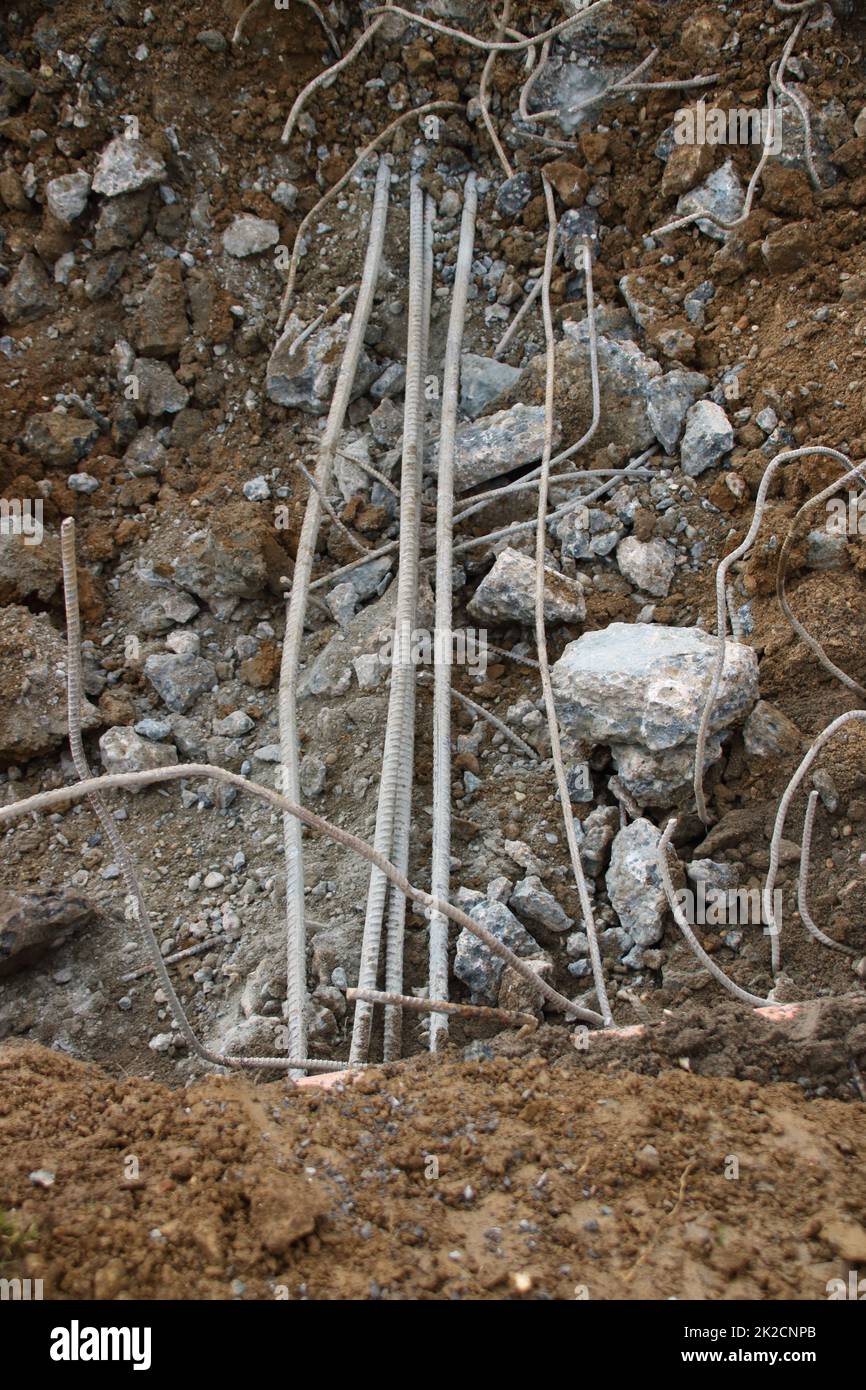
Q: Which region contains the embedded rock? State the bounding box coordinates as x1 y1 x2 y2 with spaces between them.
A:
647 369 709 454
468 547 585 627
0 888 95 978
497 958 553 1016
426 403 556 492
0 606 101 762
0 528 59 606
132 260 188 358
550 623 758 751
680 399 733 476
92 137 167 197
266 313 379 415
742 700 803 760
94 190 151 252
0 253 52 323
605 817 668 947
171 503 286 605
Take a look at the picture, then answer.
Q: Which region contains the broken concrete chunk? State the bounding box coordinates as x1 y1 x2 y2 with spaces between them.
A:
558 206 601 267
426 403 557 492
454 898 544 1003
0 888 95 978
646 369 709 454
45 171 91 224
495 171 534 217
615 536 676 598
606 817 667 947
468 547 585 627
528 57 617 136
265 313 379 415
222 215 279 257
131 358 190 415
301 574 433 700
509 876 573 932
675 159 744 240
551 623 758 752
140 590 200 635
459 353 521 419
618 273 664 330
99 725 179 780
144 653 217 713
804 530 849 571
551 505 623 562
558 320 661 454
610 736 723 810
92 137 167 198
680 399 733 476
578 804 619 877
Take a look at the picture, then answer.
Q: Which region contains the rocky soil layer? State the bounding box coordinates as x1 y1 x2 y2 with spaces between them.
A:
0 0 865 1242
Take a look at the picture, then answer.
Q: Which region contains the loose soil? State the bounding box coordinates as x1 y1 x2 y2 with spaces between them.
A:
2 1039 866 1301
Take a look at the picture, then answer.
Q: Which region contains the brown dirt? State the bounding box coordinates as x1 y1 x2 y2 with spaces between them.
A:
2 1038 866 1301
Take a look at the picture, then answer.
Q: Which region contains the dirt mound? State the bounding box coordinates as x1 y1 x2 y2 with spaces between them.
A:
476 993 866 1100
2 1040 866 1301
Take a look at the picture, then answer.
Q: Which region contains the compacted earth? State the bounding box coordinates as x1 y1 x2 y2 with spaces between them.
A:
1 0 866 1299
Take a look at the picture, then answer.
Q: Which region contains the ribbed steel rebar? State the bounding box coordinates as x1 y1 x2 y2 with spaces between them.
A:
536 183 613 1026
479 1 514 179
429 173 478 1053
280 10 387 142
367 4 610 53
276 101 459 329
693 445 854 825
775 456 866 700
797 792 856 956
0 766 605 1027
657 821 769 1008
279 157 391 1072
348 986 537 1031
350 174 428 1064
381 191 435 1062
763 711 866 974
